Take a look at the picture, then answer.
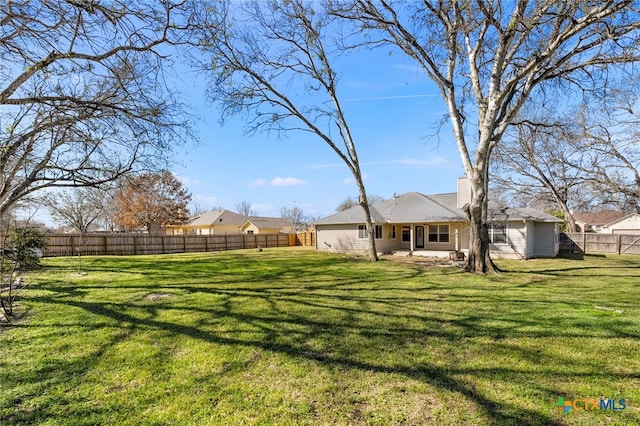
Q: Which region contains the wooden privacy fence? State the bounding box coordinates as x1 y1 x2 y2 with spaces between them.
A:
560 232 640 255
41 233 292 257
291 231 315 247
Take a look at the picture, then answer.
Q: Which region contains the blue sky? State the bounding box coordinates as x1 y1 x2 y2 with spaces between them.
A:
169 47 467 220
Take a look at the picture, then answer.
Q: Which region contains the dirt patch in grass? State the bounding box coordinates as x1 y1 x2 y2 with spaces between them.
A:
145 292 173 301
380 254 464 269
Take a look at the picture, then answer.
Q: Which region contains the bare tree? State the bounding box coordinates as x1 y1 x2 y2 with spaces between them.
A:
46 188 108 233
493 94 640 228
337 194 385 212
188 0 379 261
235 201 258 217
189 200 210 217
577 103 640 213
492 105 591 232
280 206 310 232
0 1 193 217
333 1 640 272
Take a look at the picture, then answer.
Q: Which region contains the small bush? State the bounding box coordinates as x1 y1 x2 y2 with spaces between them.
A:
3 226 46 269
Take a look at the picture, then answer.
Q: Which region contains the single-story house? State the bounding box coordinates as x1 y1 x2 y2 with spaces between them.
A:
165 209 248 235
315 177 562 259
600 213 640 235
573 211 626 233
241 217 295 234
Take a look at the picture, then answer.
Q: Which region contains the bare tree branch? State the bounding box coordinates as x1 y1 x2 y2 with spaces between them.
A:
187 0 379 260
0 1 194 215
330 0 640 272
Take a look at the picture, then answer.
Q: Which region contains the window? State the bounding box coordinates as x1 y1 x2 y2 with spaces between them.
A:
401 226 411 242
375 225 383 239
247 230 254 235
391 225 396 239
428 224 449 243
489 223 507 244
439 225 450 243
358 224 367 239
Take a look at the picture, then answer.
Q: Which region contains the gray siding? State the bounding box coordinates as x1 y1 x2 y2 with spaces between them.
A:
525 221 535 258
316 224 401 254
316 224 369 255
490 221 526 259
534 222 558 257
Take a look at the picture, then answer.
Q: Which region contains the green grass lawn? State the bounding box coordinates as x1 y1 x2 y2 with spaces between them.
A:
1 248 639 425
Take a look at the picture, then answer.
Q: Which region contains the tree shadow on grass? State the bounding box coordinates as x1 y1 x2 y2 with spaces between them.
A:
11 251 640 425
0 323 136 425
47 298 572 424
20 283 640 425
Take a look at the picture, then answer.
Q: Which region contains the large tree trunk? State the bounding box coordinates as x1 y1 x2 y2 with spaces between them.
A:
464 173 500 274
364 210 378 262
558 202 577 232
358 189 378 262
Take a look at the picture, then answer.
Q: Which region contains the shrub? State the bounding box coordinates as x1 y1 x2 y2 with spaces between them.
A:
3 226 46 269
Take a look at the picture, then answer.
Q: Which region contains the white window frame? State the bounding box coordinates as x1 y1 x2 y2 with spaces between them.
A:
375 225 383 239
489 223 507 244
401 226 411 242
428 224 450 243
357 224 367 239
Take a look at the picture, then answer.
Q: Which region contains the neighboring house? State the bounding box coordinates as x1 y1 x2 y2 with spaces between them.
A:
573 211 626 233
600 213 640 235
241 217 295 234
315 177 562 259
166 209 248 235
166 209 295 235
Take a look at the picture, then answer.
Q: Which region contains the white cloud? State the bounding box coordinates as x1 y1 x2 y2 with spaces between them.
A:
343 173 369 185
271 177 307 187
249 178 268 187
393 155 455 167
175 174 201 186
192 194 219 208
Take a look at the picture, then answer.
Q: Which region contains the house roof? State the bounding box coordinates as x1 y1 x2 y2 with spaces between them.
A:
186 209 247 227
242 217 294 229
488 206 564 223
573 210 626 226
601 212 640 228
315 192 563 225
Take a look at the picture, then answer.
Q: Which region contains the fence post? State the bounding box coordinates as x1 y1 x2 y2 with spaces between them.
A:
582 233 587 254
183 235 187 253
617 234 621 255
